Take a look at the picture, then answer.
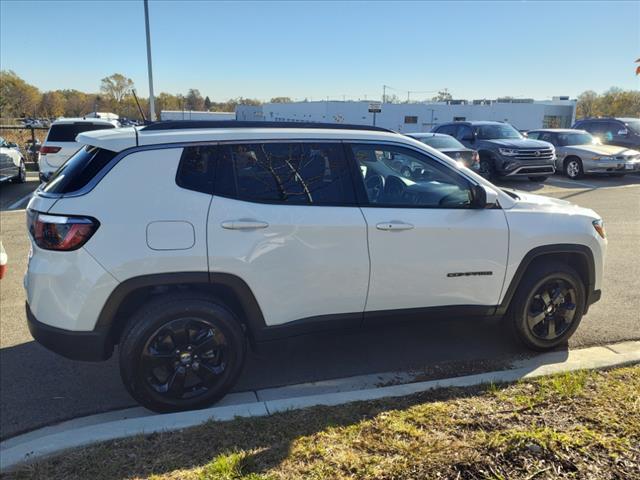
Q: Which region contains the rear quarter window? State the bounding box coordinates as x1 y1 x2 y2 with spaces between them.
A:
46 123 115 143
176 146 216 194
42 146 118 194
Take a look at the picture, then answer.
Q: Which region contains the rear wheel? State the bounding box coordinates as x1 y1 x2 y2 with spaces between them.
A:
564 157 584 179
119 293 246 412
507 261 585 351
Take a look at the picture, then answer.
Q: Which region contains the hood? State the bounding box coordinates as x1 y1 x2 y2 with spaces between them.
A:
504 190 597 217
562 144 639 157
482 138 551 149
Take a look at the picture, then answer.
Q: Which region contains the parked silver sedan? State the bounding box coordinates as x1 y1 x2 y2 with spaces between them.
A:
528 129 640 179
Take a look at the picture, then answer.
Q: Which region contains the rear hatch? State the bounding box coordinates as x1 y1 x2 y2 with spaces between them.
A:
41 122 117 170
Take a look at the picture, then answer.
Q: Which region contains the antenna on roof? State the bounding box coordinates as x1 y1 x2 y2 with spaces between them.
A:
131 89 147 124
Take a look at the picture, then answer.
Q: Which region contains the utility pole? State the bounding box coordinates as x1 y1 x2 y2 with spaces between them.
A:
144 0 156 121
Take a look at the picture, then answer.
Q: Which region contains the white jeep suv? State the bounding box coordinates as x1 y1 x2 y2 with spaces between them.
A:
39 117 119 183
24 121 607 412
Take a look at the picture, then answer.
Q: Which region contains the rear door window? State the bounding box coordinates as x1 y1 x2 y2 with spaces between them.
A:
46 123 115 143
215 142 356 205
42 146 118 194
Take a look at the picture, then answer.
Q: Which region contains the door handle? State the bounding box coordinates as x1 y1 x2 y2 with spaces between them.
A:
221 220 269 230
376 222 414 231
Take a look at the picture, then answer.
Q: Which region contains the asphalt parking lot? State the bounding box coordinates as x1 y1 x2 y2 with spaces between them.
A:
1 174 639 439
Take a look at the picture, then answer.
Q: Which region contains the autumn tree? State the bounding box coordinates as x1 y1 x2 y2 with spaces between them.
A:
156 92 182 111
39 91 66 118
576 90 598 118
0 70 41 118
100 73 134 106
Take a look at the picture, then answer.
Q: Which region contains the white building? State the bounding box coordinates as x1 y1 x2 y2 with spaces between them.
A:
236 97 576 132
160 110 235 121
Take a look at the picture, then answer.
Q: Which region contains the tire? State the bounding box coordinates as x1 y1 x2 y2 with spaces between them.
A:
528 176 548 182
11 161 27 184
478 155 494 179
506 261 585 351
563 157 583 179
119 292 246 412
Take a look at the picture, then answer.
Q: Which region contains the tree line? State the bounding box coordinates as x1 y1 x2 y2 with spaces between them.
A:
0 71 275 122
1 70 638 122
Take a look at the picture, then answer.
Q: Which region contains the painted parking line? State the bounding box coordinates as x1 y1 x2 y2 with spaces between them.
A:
6 192 33 211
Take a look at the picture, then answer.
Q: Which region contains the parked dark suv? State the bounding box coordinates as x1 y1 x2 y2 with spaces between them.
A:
572 118 640 150
433 121 556 181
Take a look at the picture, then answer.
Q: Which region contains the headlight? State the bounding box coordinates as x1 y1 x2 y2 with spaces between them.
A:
499 148 519 156
592 155 615 161
592 219 606 239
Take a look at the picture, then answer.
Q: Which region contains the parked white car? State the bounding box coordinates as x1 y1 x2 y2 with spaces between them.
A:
25 121 607 412
39 117 119 182
0 136 26 183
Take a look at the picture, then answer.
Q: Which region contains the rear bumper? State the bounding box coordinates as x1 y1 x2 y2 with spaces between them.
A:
26 302 112 361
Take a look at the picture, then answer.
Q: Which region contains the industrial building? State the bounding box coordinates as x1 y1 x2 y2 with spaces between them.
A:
160 110 235 121
236 97 576 132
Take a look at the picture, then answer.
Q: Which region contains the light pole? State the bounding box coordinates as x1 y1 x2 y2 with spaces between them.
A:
144 0 156 121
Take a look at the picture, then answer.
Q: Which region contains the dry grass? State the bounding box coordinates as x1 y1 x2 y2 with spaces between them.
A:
4 366 639 480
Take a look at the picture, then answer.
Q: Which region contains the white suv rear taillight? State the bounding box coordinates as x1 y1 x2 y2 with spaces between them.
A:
27 210 100 251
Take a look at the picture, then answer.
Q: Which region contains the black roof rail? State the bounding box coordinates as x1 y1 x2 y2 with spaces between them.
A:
141 120 395 133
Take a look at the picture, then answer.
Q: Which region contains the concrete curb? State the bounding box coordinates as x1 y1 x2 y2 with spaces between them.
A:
1 340 638 472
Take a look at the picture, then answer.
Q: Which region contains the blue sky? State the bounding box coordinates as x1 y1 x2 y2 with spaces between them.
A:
1 1 638 101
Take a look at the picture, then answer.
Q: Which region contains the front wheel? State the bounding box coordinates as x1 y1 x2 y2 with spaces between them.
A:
564 157 584 179
119 293 246 412
507 261 585 351
478 157 494 179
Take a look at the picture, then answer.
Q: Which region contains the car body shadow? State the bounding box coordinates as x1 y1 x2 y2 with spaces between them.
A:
0 315 569 441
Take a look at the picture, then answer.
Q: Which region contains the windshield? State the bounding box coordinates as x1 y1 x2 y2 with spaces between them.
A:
419 136 465 149
625 120 640 134
557 132 594 146
475 124 522 140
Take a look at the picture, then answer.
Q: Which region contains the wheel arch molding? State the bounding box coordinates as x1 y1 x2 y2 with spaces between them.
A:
96 271 268 350
497 244 597 317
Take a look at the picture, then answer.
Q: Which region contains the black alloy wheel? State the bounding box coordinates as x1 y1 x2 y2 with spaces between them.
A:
507 261 585 351
526 279 577 341
142 318 228 400
119 294 246 412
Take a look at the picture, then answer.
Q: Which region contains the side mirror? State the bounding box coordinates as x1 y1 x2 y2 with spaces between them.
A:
617 129 628 136
471 184 498 209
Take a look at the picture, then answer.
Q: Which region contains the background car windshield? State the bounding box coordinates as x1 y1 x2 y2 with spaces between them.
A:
475 124 522 140
557 132 594 146
420 136 465 149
